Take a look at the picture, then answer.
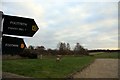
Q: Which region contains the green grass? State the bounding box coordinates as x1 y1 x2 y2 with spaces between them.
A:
3 56 94 78
93 52 119 59
3 52 119 78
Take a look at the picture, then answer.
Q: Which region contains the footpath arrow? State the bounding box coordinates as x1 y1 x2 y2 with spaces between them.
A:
2 15 39 37
2 36 26 54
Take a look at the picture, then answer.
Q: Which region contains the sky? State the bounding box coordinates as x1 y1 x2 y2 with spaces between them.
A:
1 0 119 50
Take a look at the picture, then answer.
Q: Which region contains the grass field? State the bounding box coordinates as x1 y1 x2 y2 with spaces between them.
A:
3 56 94 78
93 52 119 59
3 52 119 78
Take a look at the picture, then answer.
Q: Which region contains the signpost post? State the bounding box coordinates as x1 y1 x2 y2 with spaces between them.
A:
0 11 2 80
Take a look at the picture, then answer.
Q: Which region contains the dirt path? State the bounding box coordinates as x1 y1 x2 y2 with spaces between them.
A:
73 59 119 78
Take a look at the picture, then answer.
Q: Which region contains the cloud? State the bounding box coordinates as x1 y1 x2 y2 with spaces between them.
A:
1 1 118 50
2 0 47 29
2 0 119 2
51 2 118 49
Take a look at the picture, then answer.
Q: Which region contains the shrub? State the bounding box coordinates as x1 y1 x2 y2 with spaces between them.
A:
19 49 37 59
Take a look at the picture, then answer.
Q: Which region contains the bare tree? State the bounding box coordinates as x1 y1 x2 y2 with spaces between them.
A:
58 42 66 51
57 42 61 50
74 43 81 51
57 42 67 55
74 43 88 55
66 43 71 55
66 43 71 50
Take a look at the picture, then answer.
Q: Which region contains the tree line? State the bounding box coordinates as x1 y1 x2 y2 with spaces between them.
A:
3 41 119 59
18 42 89 58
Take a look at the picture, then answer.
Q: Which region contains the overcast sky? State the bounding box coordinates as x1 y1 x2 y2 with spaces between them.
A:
1 0 119 50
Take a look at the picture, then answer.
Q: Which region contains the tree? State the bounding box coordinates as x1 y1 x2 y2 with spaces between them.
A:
74 43 81 51
47 48 58 55
36 46 45 50
66 43 71 50
58 42 66 51
57 42 67 55
36 46 46 55
74 43 88 55
59 42 63 51
57 42 61 50
19 49 37 59
66 43 71 55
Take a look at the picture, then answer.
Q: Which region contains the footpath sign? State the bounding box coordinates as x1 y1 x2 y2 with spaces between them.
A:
2 36 26 54
1 11 39 54
2 15 39 37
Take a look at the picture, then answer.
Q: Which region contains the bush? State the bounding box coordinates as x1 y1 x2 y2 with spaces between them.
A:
19 49 37 59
